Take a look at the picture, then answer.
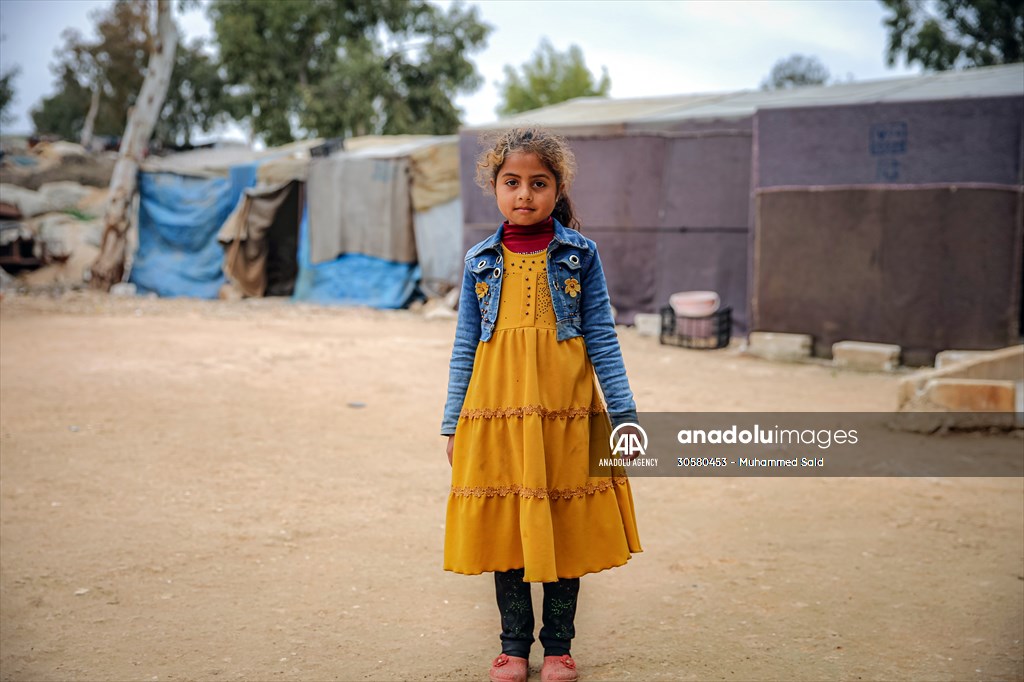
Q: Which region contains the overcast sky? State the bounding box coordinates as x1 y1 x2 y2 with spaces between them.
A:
0 0 920 140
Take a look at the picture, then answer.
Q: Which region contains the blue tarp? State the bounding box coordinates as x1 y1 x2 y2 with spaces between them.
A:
129 164 257 298
292 199 420 308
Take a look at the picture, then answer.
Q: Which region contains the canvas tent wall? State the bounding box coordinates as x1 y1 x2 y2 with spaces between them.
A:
295 135 462 307
750 64 1023 364
130 141 320 298
463 97 753 330
462 63 1024 342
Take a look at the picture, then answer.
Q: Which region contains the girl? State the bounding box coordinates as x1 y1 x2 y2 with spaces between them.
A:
441 127 642 682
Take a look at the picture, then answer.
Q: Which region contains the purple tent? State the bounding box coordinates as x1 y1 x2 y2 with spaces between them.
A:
461 63 1023 361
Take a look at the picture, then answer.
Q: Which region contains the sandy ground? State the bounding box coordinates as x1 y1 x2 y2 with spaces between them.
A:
1 292 1021 682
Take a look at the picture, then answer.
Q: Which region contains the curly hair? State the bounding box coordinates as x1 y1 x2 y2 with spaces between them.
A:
475 127 581 230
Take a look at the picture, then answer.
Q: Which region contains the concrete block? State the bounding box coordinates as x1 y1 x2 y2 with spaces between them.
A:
633 313 662 337
934 350 991 369
747 332 812 362
922 378 1017 412
898 345 1024 410
832 341 901 372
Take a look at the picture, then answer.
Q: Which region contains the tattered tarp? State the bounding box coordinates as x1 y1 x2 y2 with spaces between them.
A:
129 165 256 298
130 140 320 299
306 155 415 265
292 199 419 308
344 135 460 211
305 135 460 266
413 198 463 298
218 181 299 298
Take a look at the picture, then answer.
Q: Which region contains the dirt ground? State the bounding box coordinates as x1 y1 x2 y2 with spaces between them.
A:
1 292 1021 682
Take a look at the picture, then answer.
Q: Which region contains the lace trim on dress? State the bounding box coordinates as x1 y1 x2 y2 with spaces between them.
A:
460 404 606 419
450 476 629 500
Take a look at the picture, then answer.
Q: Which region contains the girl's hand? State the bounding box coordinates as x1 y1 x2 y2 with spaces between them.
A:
446 435 455 467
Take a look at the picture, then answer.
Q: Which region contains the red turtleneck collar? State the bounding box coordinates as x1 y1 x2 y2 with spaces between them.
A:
502 216 554 254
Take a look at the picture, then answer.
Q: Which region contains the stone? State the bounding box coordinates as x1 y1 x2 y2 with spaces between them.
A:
832 341 901 372
747 332 812 362
633 313 661 337
934 350 991 369
921 378 1017 412
111 283 138 297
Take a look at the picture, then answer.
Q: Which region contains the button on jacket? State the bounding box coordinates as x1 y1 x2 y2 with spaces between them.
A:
441 219 637 435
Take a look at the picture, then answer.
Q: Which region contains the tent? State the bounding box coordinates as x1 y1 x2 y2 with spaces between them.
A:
462 63 1024 353
130 140 320 298
750 64 1023 363
293 135 462 307
129 135 463 308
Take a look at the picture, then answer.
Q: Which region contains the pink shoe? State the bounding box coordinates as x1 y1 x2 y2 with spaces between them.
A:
489 653 529 682
541 654 578 682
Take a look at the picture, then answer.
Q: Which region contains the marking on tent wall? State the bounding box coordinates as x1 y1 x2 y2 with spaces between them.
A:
877 158 901 181
870 121 908 181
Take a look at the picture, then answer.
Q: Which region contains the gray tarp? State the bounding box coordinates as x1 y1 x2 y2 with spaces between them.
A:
306 155 415 265
412 198 463 298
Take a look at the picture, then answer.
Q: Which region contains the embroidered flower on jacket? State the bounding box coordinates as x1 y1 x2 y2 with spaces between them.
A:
564 278 581 298
475 282 489 298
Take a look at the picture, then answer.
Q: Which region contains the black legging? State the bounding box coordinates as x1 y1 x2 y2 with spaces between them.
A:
494 568 580 658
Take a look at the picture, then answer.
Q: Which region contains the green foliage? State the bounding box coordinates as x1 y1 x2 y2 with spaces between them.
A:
881 0 1024 70
31 64 93 139
32 1 150 140
30 0 230 145
496 39 611 117
208 0 491 146
156 37 238 146
63 208 97 221
760 54 831 90
0 62 19 126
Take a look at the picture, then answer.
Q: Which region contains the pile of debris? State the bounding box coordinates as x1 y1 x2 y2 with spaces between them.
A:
0 140 117 292
0 139 116 190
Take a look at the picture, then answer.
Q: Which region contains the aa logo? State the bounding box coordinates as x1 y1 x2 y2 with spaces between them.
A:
609 422 648 457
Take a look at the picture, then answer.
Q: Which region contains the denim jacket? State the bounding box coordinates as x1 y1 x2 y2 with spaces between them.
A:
440 219 637 435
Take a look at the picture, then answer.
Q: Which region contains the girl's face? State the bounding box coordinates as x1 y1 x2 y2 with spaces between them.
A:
491 151 558 226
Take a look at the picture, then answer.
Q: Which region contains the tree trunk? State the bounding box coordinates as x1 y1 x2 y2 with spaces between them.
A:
80 84 101 150
89 0 177 291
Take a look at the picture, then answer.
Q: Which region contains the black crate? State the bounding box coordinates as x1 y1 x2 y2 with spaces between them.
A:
659 306 732 350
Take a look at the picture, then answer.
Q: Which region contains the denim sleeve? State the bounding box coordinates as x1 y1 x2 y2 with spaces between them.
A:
440 263 481 435
580 246 638 430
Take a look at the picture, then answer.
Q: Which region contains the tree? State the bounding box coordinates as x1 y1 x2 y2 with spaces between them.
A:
0 63 19 127
91 0 178 290
208 0 491 145
155 36 237 147
33 1 153 145
31 1 229 147
496 39 611 117
760 54 831 90
881 0 1024 70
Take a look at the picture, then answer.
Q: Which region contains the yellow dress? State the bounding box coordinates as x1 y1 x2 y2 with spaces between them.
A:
445 245 642 583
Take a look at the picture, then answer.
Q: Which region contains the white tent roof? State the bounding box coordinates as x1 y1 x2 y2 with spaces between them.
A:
468 63 1024 133
141 139 324 177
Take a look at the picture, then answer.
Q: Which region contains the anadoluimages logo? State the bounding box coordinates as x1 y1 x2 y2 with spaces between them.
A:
609 422 649 457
